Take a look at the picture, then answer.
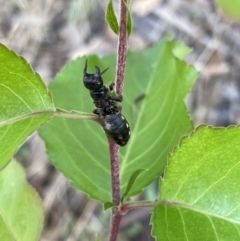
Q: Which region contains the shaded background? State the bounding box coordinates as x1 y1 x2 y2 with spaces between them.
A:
1 0 240 240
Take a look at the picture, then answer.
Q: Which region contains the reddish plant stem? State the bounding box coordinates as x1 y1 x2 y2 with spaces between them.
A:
109 200 158 240
108 138 120 207
108 1 128 240
109 212 123 241
109 0 128 206
115 0 128 96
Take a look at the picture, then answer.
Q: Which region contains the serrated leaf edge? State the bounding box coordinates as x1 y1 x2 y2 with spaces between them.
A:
0 44 54 110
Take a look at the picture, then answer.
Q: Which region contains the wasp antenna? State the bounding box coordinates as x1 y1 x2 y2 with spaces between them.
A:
95 66 109 76
95 66 101 76
100 67 109 76
84 59 88 74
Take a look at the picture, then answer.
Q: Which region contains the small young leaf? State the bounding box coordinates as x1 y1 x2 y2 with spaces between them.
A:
0 160 44 241
106 0 119 34
151 125 240 240
0 44 54 168
104 202 116 211
121 169 146 202
125 0 133 36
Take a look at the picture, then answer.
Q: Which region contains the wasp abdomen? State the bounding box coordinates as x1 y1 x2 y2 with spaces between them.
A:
100 112 130 146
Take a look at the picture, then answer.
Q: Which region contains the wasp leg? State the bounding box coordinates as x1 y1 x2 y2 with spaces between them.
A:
109 82 115 91
110 95 123 102
114 105 122 112
108 82 123 102
93 108 101 115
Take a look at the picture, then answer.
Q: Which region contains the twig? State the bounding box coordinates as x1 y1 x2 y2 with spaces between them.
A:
108 0 129 240
108 138 121 207
109 212 122 241
115 0 128 96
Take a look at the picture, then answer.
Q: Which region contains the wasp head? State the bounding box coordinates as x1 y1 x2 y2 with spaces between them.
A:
83 60 109 91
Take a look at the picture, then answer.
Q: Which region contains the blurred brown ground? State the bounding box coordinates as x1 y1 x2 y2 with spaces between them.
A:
1 0 240 240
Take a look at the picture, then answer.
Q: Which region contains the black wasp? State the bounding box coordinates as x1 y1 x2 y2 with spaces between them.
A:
83 60 130 146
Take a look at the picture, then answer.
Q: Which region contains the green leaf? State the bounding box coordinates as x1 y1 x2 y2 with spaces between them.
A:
103 202 116 211
126 10 132 36
95 235 102 241
0 160 44 241
125 1 133 36
151 125 240 240
120 40 198 199
121 169 146 202
215 0 240 21
172 41 192 60
0 44 54 168
39 39 198 203
106 0 119 34
39 56 112 202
